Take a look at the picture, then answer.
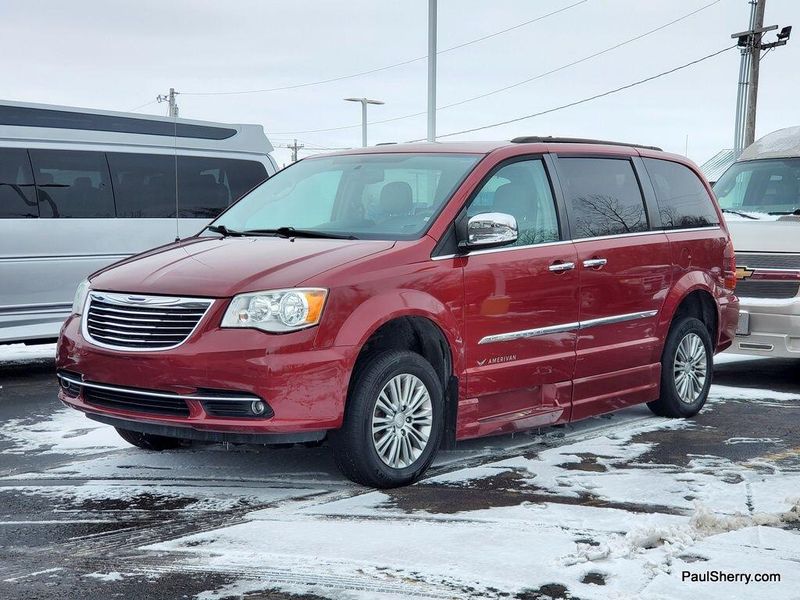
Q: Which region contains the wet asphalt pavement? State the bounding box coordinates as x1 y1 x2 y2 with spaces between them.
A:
0 351 797 600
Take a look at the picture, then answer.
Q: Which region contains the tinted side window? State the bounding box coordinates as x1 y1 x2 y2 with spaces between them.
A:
466 159 560 246
0 148 38 218
29 150 115 218
644 158 719 229
108 154 268 219
108 153 177 218
177 156 267 219
559 158 648 239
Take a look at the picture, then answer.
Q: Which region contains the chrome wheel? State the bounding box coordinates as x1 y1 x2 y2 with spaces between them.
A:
673 332 707 404
371 373 433 469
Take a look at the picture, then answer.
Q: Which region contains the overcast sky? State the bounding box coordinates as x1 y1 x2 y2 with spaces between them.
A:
3 0 798 167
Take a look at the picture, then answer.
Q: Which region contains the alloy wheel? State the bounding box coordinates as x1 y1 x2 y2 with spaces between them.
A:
673 332 708 404
371 373 433 469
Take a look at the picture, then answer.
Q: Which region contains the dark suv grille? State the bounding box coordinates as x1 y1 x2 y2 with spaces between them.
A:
84 292 212 350
83 386 190 416
736 253 800 299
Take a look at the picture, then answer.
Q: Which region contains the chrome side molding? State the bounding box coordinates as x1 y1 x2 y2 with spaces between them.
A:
478 310 658 345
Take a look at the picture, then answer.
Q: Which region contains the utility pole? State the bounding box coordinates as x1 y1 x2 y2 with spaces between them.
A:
744 0 766 148
344 98 384 147
157 87 180 118
289 139 304 163
732 0 792 154
427 0 437 142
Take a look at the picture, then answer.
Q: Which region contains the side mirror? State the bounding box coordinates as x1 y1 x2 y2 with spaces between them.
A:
458 212 518 251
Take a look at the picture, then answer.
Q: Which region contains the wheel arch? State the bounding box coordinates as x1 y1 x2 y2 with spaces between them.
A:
334 292 462 448
658 272 720 350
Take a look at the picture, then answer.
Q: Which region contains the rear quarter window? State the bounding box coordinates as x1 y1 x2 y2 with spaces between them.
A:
643 158 719 229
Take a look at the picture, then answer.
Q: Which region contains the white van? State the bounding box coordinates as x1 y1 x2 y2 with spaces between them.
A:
0 100 276 343
713 126 800 357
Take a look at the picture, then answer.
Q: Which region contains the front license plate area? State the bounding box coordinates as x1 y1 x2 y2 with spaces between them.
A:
736 311 750 336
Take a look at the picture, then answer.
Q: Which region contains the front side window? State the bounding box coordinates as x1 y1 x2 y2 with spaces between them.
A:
177 156 268 219
0 148 37 218
209 153 480 240
466 159 560 246
714 158 800 216
559 157 648 239
29 149 115 218
644 158 719 229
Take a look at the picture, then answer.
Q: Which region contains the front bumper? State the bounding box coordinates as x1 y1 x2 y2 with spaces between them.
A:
729 296 800 357
56 313 358 438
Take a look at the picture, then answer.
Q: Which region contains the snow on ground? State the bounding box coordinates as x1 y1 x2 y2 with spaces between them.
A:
2 352 797 598
143 388 800 600
1 407 128 455
0 342 56 363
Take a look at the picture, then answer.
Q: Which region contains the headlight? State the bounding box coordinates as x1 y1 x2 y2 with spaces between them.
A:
72 279 91 315
221 288 328 333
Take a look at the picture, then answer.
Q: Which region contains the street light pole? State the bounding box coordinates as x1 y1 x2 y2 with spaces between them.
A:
344 97 385 147
427 0 437 142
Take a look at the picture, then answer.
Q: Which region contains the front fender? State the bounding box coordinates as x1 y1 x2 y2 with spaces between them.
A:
323 288 464 375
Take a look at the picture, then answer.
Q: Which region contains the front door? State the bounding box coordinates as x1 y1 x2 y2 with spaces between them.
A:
556 156 671 419
460 157 579 438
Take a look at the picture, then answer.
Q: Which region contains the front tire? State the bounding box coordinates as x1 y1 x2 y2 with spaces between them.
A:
115 427 184 451
648 316 713 418
331 350 444 488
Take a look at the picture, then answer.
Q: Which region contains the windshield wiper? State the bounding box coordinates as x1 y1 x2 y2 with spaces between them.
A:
767 209 800 216
206 224 245 237
243 227 358 240
721 208 759 220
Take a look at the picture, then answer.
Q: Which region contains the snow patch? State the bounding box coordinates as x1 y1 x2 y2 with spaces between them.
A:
0 342 56 363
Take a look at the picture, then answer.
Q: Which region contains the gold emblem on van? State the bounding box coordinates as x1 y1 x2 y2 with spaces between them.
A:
735 266 754 280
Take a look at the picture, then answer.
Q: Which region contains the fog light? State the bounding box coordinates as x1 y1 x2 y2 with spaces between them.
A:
251 400 267 415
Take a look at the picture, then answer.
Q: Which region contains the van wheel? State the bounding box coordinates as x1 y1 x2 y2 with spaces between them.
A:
648 317 713 418
331 350 444 488
115 427 184 451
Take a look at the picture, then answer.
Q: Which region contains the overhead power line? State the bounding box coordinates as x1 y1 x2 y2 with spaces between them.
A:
128 99 159 112
271 0 724 136
180 0 589 96
412 45 736 141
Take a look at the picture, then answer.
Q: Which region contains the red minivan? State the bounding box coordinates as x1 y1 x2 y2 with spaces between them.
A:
56 137 739 487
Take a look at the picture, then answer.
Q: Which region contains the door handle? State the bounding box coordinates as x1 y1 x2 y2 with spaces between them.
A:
582 258 608 269
549 261 576 273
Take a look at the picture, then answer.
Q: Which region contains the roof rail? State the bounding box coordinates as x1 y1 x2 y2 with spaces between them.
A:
510 136 662 152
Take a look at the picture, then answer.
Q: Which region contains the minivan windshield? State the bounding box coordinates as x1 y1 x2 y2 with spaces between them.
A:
714 158 800 216
205 153 480 240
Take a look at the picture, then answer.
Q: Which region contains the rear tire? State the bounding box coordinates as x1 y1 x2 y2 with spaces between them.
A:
648 316 713 418
115 427 184 451
331 350 444 488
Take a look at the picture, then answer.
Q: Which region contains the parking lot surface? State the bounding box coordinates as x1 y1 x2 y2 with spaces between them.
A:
0 347 798 600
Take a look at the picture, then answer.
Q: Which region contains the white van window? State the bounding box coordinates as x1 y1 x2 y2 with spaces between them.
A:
0 148 38 218
177 156 267 219
714 159 800 215
30 150 115 218
108 153 268 219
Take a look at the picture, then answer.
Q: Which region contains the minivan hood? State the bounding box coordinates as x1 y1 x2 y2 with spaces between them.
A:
727 219 800 254
89 236 395 297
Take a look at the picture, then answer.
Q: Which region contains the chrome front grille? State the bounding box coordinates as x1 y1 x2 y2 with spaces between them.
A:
736 252 800 269
84 291 213 351
735 253 800 299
